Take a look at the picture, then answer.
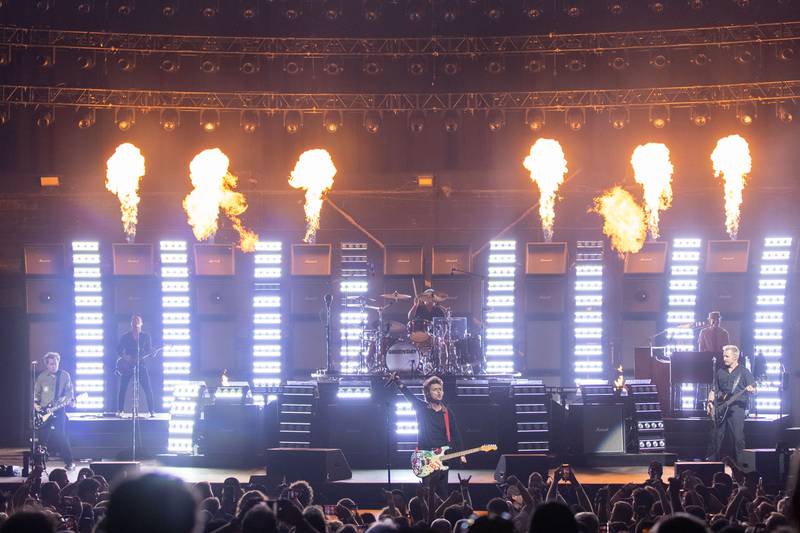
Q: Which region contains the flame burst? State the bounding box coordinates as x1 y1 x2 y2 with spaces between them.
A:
105 143 145 242
182 148 259 252
523 138 568 242
288 149 337 243
592 186 647 256
711 134 752 240
630 143 674 240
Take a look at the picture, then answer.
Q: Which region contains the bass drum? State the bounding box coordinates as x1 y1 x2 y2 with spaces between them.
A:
386 341 422 373
455 334 483 366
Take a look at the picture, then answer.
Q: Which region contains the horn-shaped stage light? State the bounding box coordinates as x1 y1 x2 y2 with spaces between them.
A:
523 138 568 242
183 148 259 252
105 143 145 242
592 186 647 256
288 149 337 243
711 134 752 240
630 143 673 240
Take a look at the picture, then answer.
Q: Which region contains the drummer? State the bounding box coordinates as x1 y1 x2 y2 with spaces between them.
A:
408 288 447 322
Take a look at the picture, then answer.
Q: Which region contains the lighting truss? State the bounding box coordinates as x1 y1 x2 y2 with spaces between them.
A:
3 22 798 56
665 238 702 410
485 240 516 375
752 237 793 415
160 240 191 409
2 81 798 113
166 381 205 454
338 242 369 374
253 241 283 388
573 241 605 385
71 241 104 411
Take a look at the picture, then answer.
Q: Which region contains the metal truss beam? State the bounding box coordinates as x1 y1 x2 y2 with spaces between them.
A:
2 81 799 112
1 22 799 57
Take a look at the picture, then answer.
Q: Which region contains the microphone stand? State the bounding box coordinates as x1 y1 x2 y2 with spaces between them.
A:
323 295 335 375
451 268 488 373
709 356 719 460
131 332 140 462
29 361 38 475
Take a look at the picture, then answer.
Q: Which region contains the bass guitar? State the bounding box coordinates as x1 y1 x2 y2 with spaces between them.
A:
707 386 755 425
34 392 88 430
411 444 497 478
115 347 163 377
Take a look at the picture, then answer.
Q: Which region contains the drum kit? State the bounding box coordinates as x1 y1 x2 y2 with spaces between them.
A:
349 290 484 376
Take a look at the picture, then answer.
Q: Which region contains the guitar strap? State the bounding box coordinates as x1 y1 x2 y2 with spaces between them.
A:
730 372 742 398
443 409 451 443
53 369 62 415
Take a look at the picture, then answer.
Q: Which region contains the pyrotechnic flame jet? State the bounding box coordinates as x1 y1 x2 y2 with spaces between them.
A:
711 134 751 240
105 143 145 242
288 149 337 243
523 138 568 242
630 143 674 240
592 186 647 257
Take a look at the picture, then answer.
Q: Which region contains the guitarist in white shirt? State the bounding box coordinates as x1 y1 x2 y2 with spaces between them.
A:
34 352 75 470
706 345 756 465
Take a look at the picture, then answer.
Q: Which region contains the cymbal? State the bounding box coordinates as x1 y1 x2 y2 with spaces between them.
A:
364 304 389 311
432 291 449 302
345 295 375 302
380 292 412 301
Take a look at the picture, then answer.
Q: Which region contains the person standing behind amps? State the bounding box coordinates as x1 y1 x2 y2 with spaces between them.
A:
698 311 730 353
387 374 465 501
707 345 756 465
117 314 155 417
408 289 446 322
34 352 75 470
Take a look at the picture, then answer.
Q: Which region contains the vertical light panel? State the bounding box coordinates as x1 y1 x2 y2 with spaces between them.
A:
339 242 369 374
752 237 792 415
167 381 204 454
665 238 702 410
72 241 104 411
573 241 605 385
160 240 191 409
485 240 516 374
395 383 420 453
253 241 283 388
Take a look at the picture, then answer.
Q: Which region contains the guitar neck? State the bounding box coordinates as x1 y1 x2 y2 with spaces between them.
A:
440 446 486 461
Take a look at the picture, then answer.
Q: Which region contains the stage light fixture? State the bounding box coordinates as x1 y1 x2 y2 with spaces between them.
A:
282 0 303 21
116 54 136 72
241 1 258 19
776 46 794 62
71 241 105 412
564 0 583 17
284 111 302 134
323 110 342 134
35 51 53 69
523 0 544 18
363 111 381 134
690 104 710 126
734 47 755 65
253 241 283 387
485 0 504 20
442 0 458 21
200 109 220 132
487 109 505 132
607 0 625 14
737 102 756 125
201 0 218 18
406 0 425 22
160 241 193 411
649 1 665 13
649 52 670 69
362 0 381 21
77 1 93 13
239 56 259 74
609 55 629 71
284 60 303 75
75 53 95 70
525 108 545 131
408 57 426 76
322 0 342 20
485 240 517 374
609 107 628 130
733 0 750 7
162 1 178 16
200 56 220 74
241 110 258 133
442 58 460 76
688 0 705 9
160 109 180 132
76 108 95 129
36 0 52 12
0 106 9 126
408 111 425 133
35 108 54 128
323 58 343 76
566 108 585 131
115 108 134 131
485 57 505 75
116 1 134 15
443 110 460 133
690 51 710 67
0 48 10 67
565 54 586 72
573 241 605 385
362 59 383 76
159 56 180 73
776 103 793 124
649 106 669 128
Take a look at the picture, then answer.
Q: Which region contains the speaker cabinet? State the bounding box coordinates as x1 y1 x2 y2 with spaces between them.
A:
525 320 563 376
325 403 388 469
291 244 332 276
197 320 237 372
195 278 237 315
290 319 326 375
113 278 158 316
428 277 472 315
526 243 567 275
89 461 140 483
620 320 657 374
675 462 724 486
25 279 66 315
112 244 154 276
29 321 68 365
622 276 665 314
624 242 668 274
432 245 470 275
204 404 261 457
739 449 787 486
290 279 332 316
194 244 235 276
265 448 352 482
24 244 65 275
705 240 750 273
384 245 423 276
494 454 554 483
704 274 747 314
570 404 626 454
524 278 567 315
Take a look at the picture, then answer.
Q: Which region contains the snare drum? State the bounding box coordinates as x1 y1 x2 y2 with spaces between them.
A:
386 341 422 373
407 319 433 344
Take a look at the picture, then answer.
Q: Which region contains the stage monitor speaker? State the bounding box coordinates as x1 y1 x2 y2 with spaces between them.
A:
113 278 158 316
290 319 326 375
384 245 423 276
494 454 554 483
526 242 567 275
622 276 664 314
524 278 567 314
706 240 750 273
738 449 786 486
524 320 563 375
89 461 140 482
624 242 668 274
290 279 331 316
24 244 65 275
675 461 724 487
572 404 626 454
194 244 235 276
291 244 332 276
265 448 352 482
195 278 237 315
25 279 66 315
112 243 154 276
427 277 472 315
204 404 261 457
704 274 747 314
432 245 470 275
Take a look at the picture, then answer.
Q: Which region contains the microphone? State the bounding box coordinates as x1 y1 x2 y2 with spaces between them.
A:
323 294 333 308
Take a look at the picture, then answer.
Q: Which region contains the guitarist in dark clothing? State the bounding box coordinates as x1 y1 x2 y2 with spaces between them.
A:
387 374 465 501
116 314 155 417
34 352 75 470
706 345 756 464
